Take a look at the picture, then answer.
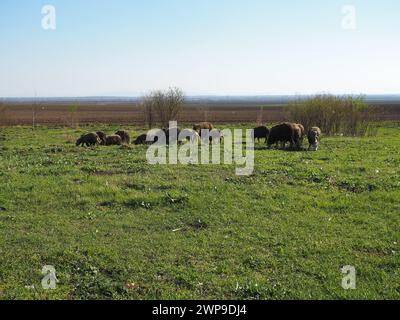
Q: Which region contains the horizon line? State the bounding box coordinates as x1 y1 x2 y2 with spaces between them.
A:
2 93 400 100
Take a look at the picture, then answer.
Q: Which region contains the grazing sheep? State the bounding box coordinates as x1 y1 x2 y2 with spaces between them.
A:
105 135 123 146
134 133 161 145
292 124 304 149
76 133 100 147
308 127 322 151
96 131 107 145
252 126 270 143
295 124 305 144
134 134 148 145
115 130 131 144
193 122 214 134
267 123 301 150
145 129 165 144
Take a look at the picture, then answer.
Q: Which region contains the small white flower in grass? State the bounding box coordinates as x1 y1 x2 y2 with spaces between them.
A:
126 282 138 290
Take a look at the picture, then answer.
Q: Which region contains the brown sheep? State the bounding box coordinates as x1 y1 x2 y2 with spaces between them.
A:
105 135 123 146
308 127 322 151
96 131 107 145
76 133 100 147
193 122 214 135
115 130 131 144
295 124 305 144
267 123 301 150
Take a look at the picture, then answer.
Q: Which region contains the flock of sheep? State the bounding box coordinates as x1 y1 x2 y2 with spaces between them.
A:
76 130 130 147
75 122 322 151
254 122 322 151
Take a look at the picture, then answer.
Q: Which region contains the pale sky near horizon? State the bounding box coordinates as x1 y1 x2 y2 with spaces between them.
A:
0 0 399 97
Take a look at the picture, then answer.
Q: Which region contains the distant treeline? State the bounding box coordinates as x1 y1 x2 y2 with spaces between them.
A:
2 94 400 106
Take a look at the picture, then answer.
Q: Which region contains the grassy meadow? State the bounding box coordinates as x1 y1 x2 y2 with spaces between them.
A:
0 123 399 299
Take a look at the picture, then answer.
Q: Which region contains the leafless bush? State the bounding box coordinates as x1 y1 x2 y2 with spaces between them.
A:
143 87 185 128
288 94 379 136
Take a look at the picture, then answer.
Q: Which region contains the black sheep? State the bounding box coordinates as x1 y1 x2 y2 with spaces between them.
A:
134 134 148 145
76 133 100 147
252 126 270 143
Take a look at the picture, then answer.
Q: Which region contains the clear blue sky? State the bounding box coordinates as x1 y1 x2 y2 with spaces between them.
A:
0 0 399 97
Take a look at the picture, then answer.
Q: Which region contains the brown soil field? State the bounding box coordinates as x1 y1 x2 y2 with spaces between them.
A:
0 102 399 126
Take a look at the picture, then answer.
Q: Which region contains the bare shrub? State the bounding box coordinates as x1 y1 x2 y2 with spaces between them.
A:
288 94 379 136
143 87 185 128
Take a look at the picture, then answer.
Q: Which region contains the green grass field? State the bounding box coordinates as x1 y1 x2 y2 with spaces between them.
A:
0 123 399 300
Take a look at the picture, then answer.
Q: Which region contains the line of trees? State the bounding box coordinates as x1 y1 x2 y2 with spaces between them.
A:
0 91 382 136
